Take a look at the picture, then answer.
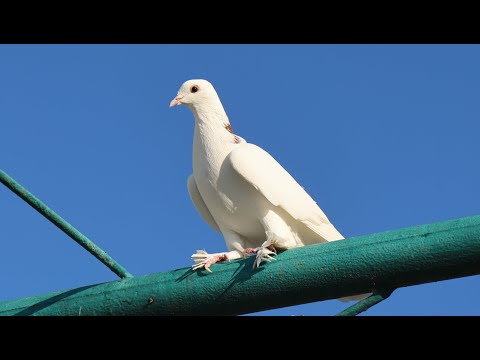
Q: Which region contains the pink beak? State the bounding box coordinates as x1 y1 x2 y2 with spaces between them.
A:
169 96 183 107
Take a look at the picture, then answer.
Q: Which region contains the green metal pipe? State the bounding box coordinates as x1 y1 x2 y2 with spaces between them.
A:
1 215 480 316
336 288 395 316
0 169 133 279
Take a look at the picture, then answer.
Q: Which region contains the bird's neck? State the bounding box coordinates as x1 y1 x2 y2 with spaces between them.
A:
191 106 241 179
191 104 240 147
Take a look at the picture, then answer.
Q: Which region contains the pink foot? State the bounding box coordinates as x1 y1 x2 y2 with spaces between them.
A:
243 245 277 257
191 250 228 273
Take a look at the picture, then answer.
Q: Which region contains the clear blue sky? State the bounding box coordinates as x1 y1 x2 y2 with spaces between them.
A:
1 45 479 315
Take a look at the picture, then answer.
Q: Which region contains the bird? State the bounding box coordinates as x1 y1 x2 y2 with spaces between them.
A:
169 79 369 301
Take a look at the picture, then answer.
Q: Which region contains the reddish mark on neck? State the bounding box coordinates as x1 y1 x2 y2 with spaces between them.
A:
225 123 240 144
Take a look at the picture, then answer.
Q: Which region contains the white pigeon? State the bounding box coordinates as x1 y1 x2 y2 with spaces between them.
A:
170 79 369 302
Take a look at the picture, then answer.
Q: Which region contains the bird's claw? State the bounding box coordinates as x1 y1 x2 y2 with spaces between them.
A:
191 249 208 263
253 238 278 269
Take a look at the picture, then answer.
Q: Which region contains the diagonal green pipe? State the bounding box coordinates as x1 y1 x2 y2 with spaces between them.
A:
336 288 395 316
0 215 479 316
0 169 133 279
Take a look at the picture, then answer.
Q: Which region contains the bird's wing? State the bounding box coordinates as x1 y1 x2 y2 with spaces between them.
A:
228 144 343 241
187 175 221 233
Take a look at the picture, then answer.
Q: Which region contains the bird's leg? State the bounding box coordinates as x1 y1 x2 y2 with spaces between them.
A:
249 211 300 269
191 250 242 273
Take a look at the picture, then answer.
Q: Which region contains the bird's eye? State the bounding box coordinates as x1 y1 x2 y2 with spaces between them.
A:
190 85 199 93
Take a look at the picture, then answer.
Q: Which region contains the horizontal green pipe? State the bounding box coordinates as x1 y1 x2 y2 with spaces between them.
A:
0 169 133 279
1 215 480 316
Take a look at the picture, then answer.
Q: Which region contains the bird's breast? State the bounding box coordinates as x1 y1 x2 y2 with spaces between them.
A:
192 126 266 238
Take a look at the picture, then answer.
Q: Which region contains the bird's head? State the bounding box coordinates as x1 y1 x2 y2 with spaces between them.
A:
169 79 220 110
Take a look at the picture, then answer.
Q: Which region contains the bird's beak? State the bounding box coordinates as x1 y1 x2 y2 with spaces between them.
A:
169 96 184 107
